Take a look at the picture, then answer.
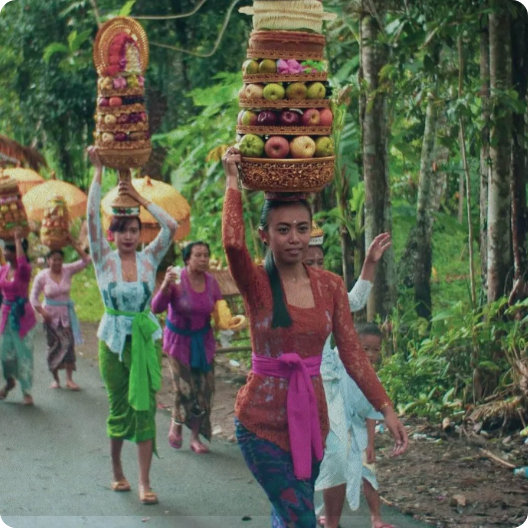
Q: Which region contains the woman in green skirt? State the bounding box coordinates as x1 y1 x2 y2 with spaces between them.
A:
87 147 178 505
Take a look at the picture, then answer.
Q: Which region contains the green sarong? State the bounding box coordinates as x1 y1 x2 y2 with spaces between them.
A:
0 325 35 395
98 338 162 444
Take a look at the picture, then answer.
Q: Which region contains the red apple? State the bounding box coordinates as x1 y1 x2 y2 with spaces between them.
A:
114 132 128 142
98 97 109 107
109 96 123 107
279 110 301 126
117 113 130 124
257 111 278 126
290 136 316 159
265 136 290 159
319 108 334 127
241 110 258 126
302 108 321 126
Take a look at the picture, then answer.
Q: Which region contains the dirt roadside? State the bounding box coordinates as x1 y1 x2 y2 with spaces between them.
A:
78 322 528 528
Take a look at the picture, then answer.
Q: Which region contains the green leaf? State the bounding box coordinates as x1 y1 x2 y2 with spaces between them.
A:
478 361 500 371
119 1 137 16
70 29 92 53
43 43 70 63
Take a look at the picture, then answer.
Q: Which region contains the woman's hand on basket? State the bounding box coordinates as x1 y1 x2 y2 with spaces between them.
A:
86 146 103 172
118 180 149 207
222 147 241 189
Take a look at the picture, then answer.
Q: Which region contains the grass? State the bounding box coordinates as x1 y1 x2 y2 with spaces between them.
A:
70 265 104 323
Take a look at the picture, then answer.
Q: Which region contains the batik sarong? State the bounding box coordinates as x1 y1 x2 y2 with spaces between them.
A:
44 323 75 373
0 324 35 395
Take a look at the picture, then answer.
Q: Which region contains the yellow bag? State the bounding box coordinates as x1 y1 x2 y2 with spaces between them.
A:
213 300 233 330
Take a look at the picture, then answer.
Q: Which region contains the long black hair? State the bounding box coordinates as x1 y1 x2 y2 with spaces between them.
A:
259 197 312 329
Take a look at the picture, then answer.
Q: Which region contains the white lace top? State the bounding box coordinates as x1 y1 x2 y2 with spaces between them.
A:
87 179 178 358
321 278 373 381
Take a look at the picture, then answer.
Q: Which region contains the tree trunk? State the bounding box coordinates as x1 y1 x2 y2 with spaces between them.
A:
510 6 528 284
360 0 395 320
479 15 490 293
414 93 438 319
487 3 513 302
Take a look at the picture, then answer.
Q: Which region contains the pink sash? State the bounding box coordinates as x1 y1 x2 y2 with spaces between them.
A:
252 353 323 479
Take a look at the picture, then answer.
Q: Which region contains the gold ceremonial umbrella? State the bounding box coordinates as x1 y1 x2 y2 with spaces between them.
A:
101 176 191 243
2 168 44 195
22 177 87 221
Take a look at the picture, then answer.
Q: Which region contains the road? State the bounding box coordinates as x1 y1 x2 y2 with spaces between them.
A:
0 326 430 528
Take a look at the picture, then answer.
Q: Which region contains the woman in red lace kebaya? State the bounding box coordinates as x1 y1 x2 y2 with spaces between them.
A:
221 147 408 528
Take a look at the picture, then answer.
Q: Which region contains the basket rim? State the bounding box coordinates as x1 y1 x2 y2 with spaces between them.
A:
243 72 328 83
240 156 335 164
239 98 330 109
236 125 332 136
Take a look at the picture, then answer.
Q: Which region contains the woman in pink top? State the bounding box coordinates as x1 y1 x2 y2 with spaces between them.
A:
30 236 91 390
0 227 37 406
151 242 222 454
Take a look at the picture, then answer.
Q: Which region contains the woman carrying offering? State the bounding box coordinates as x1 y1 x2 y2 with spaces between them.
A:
0 228 37 406
86 146 178 505
30 237 91 390
151 241 222 454
221 147 408 528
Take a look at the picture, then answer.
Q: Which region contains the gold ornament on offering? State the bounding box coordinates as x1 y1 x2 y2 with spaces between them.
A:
40 195 71 250
93 16 152 216
237 1 336 193
0 170 30 240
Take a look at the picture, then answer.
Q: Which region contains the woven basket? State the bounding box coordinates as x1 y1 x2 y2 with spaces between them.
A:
97 103 145 115
97 122 149 132
239 156 335 193
247 31 325 61
96 145 152 170
98 86 144 98
236 125 332 136
239 98 330 109
243 72 328 84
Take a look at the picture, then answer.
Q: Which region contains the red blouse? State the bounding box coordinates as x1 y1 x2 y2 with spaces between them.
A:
222 188 392 452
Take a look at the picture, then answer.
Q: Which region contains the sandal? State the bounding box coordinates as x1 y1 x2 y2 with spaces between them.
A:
168 421 183 449
139 486 158 505
0 379 16 400
111 479 131 492
168 431 183 449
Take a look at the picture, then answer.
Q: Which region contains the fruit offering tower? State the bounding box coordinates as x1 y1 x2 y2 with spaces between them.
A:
237 0 336 192
40 195 70 250
0 170 29 240
93 16 151 216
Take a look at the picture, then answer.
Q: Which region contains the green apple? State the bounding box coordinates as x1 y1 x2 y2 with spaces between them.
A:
314 136 334 157
306 82 326 99
259 59 277 74
243 59 259 74
285 82 308 100
239 134 265 157
263 83 285 101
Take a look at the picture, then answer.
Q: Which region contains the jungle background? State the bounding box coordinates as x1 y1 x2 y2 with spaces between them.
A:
1 1 528 525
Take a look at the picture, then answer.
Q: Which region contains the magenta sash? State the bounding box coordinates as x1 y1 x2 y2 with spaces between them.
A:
251 353 323 479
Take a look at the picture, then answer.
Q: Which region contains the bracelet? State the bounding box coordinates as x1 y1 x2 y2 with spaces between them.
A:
379 402 391 412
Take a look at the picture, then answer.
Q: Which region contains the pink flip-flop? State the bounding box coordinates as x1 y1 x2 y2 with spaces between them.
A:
168 431 182 449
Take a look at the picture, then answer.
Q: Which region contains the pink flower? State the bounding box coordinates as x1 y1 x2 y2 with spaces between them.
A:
106 229 115 242
138 76 145 87
277 59 303 75
113 76 127 89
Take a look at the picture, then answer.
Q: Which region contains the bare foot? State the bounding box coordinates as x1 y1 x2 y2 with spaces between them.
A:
23 394 34 406
372 520 396 528
51 381 60 389
66 380 80 391
0 378 16 400
190 439 210 454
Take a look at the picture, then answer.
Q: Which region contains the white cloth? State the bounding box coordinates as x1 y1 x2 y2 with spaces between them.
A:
87 180 178 358
316 278 382 511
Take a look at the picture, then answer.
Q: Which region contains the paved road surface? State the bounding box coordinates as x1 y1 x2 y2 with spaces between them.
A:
0 327 429 528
